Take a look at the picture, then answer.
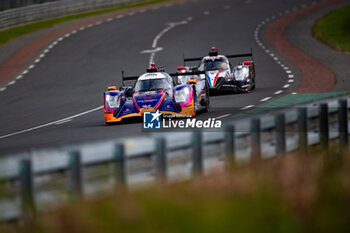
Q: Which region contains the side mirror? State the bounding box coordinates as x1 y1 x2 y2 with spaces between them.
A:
188 79 197 85
108 86 117 91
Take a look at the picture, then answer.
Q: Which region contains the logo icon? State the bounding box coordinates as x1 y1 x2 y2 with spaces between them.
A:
143 110 161 129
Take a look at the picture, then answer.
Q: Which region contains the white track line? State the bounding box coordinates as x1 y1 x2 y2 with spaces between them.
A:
216 114 231 119
55 119 72 125
0 8 136 92
274 90 283 95
0 106 103 140
240 105 254 110
260 97 271 102
146 20 188 65
253 5 301 104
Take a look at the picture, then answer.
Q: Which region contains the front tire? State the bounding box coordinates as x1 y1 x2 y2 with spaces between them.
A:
203 82 210 112
191 86 197 117
251 75 256 90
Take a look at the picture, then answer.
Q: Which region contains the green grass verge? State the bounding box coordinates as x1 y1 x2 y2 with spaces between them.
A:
312 4 350 53
0 0 167 46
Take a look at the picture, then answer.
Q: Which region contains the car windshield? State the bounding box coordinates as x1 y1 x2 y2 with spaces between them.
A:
200 59 228 71
134 78 171 92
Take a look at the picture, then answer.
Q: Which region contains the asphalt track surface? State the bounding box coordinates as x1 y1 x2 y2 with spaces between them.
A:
0 0 322 155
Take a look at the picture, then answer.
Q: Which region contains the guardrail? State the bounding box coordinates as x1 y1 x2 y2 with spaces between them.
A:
0 0 143 30
0 96 349 223
0 0 59 11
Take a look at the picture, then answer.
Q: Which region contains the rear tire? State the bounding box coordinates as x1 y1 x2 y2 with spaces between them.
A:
251 75 256 90
203 83 210 112
192 86 197 117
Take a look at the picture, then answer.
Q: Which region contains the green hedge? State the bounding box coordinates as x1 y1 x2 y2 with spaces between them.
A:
313 4 350 53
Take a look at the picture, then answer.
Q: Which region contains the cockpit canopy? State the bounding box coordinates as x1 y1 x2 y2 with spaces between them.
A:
199 57 229 71
134 73 173 92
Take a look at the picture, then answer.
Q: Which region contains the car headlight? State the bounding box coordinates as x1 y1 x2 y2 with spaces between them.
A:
175 87 190 103
105 94 121 109
235 67 249 81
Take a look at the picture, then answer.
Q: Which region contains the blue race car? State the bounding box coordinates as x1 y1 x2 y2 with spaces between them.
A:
104 64 209 124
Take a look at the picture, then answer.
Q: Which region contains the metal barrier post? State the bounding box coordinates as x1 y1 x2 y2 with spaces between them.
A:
20 158 35 221
156 138 167 182
297 107 308 154
338 99 348 150
192 131 203 177
225 125 235 170
319 103 329 149
69 151 82 199
114 144 126 187
275 113 286 156
251 118 261 162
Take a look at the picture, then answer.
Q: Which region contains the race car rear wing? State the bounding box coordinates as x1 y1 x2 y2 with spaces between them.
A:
169 70 206 77
121 71 139 86
121 70 206 86
183 48 254 64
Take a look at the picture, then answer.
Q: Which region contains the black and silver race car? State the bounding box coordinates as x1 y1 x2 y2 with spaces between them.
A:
183 47 256 93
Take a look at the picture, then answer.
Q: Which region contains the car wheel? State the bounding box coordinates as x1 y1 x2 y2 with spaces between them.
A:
191 87 197 117
203 84 210 112
203 94 209 112
251 77 256 90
